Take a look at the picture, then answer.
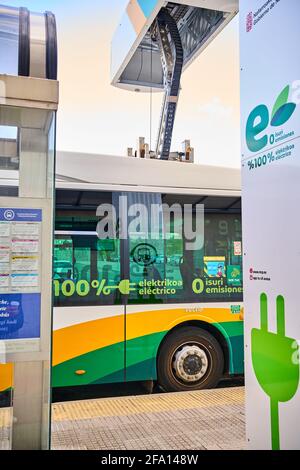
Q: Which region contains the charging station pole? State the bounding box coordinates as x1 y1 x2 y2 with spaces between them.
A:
240 0 300 450
0 74 58 449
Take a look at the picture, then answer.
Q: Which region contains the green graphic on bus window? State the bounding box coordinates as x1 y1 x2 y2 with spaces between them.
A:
53 278 137 298
252 293 300 450
227 265 242 286
53 212 243 306
204 257 226 278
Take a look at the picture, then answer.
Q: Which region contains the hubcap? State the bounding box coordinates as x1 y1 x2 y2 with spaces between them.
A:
173 344 209 383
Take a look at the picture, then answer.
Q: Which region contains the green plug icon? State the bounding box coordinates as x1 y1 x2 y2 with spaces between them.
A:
252 293 299 450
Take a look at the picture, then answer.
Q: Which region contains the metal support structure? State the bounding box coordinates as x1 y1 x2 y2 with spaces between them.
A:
176 7 223 65
155 8 183 160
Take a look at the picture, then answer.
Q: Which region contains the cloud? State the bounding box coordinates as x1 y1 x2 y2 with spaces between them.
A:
198 98 233 119
173 96 240 168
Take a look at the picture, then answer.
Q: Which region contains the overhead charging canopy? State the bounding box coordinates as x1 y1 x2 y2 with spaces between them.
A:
111 0 238 93
111 1 238 160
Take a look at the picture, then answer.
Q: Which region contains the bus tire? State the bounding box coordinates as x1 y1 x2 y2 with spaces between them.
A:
157 326 224 392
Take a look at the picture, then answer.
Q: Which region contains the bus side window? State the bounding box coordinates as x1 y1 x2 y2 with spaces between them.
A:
54 234 122 307
53 237 74 282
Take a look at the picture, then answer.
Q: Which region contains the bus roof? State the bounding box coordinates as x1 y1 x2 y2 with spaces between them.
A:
56 151 241 196
0 151 241 197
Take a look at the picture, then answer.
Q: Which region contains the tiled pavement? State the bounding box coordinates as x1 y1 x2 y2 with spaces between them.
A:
0 407 11 450
1 386 246 450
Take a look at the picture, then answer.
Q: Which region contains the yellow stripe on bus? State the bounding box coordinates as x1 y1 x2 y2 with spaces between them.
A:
126 307 241 340
53 307 242 366
0 363 13 392
52 314 124 366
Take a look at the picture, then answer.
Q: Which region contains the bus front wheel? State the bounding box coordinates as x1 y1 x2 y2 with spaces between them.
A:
157 327 224 392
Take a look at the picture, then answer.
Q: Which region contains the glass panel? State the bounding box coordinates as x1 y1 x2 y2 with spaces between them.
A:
128 193 243 304
54 235 121 306
54 197 122 306
0 357 13 450
55 211 100 232
0 125 19 172
0 105 56 199
0 319 12 448
204 213 243 301
0 103 56 449
165 211 243 303
97 239 122 290
47 117 56 199
0 6 19 76
128 192 166 304
0 126 18 139
164 209 185 301
54 193 242 307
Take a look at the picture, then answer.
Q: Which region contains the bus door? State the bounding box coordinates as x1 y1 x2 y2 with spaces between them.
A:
125 192 167 381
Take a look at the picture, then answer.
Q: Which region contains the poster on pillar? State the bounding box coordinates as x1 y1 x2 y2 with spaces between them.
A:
0 207 42 354
240 0 300 450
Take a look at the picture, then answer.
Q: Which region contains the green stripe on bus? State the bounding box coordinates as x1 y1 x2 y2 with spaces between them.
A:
229 334 244 374
126 331 167 381
216 320 244 337
125 325 244 379
52 322 244 388
52 331 166 387
52 341 124 387
213 321 244 374
0 387 12 394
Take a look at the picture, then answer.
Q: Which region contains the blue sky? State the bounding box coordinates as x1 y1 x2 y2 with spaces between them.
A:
0 1 240 167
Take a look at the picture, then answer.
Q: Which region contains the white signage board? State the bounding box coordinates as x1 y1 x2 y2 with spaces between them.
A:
240 0 300 450
0 208 42 355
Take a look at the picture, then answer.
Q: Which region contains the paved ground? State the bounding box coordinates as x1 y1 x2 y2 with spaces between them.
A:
1 386 245 450
0 407 11 450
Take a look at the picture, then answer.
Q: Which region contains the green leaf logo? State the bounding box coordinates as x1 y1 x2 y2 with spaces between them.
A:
271 85 296 127
271 85 290 118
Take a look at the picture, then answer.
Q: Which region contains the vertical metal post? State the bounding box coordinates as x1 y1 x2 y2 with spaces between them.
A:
12 362 49 449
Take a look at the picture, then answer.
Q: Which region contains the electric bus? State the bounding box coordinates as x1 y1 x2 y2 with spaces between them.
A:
0 151 243 397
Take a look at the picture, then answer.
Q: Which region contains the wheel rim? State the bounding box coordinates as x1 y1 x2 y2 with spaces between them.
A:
171 342 211 385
